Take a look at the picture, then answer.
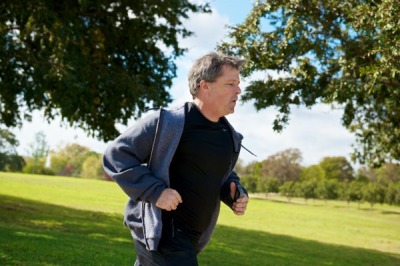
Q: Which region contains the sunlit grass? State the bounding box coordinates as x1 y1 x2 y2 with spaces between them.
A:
218 197 400 255
1 172 399 266
0 172 127 213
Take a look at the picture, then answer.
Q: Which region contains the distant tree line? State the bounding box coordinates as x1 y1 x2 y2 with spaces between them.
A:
0 129 104 180
235 148 400 207
1 128 400 206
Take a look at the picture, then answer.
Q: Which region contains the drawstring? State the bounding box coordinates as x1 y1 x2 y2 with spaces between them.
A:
241 144 257 157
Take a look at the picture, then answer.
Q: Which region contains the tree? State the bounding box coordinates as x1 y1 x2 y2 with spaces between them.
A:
339 181 364 208
316 179 339 204
362 182 385 208
0 128 18 154
279 181 297 202
315 180 329 205
50 143 91 177
264 177 280 194
0 1 210 141
23 131 50 174
240 175 260 193
219 0 400 166
81 154 103 180
234 158 246 176
244 161 263 176
356 166 378 182
0 128 25 171
299 179 317 204
376 163 400 182
300 164 325 181
238 161 264 193
319 156 354 182
261 148 302 184
385 182 400 206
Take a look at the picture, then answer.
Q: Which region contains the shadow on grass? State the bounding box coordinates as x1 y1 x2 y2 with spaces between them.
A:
381 210 400 215
203 226 400 266
1 194 399 266
0 194 134 266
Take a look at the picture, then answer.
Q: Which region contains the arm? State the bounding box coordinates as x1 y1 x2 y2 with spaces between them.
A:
102 113 166 204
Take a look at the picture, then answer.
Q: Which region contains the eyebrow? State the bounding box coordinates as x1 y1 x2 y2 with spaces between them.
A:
225 79 240 84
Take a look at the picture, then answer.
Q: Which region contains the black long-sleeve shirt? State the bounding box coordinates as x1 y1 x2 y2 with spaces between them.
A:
164 102 234 237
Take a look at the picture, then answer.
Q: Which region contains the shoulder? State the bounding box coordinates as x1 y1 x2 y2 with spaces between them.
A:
161 102 186 113
222 117 243 140
137 109 161 129
160 103 187 121
136 103 186 132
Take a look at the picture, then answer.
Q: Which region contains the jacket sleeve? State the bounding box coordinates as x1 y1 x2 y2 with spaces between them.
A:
220 171 248 209
102 112 166 204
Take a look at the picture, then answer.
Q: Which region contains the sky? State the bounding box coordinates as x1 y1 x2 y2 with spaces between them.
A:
11 0 356 167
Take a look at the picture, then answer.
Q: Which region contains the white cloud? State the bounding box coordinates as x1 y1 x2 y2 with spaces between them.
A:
228 102 355 166
180 9 230 53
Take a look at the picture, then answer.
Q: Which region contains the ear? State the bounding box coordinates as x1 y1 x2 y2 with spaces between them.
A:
199 80 208 91
197 80 209 97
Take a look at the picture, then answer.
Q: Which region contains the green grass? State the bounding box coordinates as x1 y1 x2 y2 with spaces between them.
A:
1 172 399 266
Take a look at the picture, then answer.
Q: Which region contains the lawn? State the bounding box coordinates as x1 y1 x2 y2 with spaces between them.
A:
1 172 399 265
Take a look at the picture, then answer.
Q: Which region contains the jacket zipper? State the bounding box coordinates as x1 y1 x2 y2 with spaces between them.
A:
142 108 164 250
141 201 148 249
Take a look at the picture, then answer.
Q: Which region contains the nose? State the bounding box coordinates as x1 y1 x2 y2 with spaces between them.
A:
235 85 242 95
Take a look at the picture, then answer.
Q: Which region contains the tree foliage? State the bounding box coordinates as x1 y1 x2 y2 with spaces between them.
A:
0 127 25 171
0 127 19 154
385 182 400 205
316 179 339 202
319 156 354 182
219 0 400 166
50 143 91 177
279 181 297 202
23 131 50 174
363 182 385 208
0 0 210 141
261 148 302 184
27 131 49 160
81 154 103 179
375 163 400 182
300 164 325 181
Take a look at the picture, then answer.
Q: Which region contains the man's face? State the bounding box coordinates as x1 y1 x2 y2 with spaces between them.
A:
205 65 241 118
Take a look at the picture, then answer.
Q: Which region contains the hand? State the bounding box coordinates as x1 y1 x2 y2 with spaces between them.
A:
155 188 182 211
229 182 249 216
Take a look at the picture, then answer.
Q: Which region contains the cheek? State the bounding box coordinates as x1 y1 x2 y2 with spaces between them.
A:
220 92 231 101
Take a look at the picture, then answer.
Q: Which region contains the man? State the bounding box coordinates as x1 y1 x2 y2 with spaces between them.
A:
103 52 249 265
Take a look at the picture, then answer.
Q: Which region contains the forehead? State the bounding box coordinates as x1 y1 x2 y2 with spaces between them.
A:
217 65 240 80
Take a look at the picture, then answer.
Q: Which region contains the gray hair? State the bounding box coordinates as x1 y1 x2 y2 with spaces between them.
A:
188 52 245 97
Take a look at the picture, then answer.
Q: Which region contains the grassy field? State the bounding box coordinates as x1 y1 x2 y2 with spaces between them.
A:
1 172 399 266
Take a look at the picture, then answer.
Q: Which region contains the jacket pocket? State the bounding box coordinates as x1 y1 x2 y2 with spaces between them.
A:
123 199 145 241
141 201 163 250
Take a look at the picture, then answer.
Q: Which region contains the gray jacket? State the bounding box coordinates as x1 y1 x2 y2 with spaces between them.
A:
102 103 244 251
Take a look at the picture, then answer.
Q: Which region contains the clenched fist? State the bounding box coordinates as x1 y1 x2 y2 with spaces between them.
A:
155 188 183 211
229 182 249 216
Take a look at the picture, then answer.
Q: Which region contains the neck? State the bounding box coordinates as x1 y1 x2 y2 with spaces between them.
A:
193 99 219 122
